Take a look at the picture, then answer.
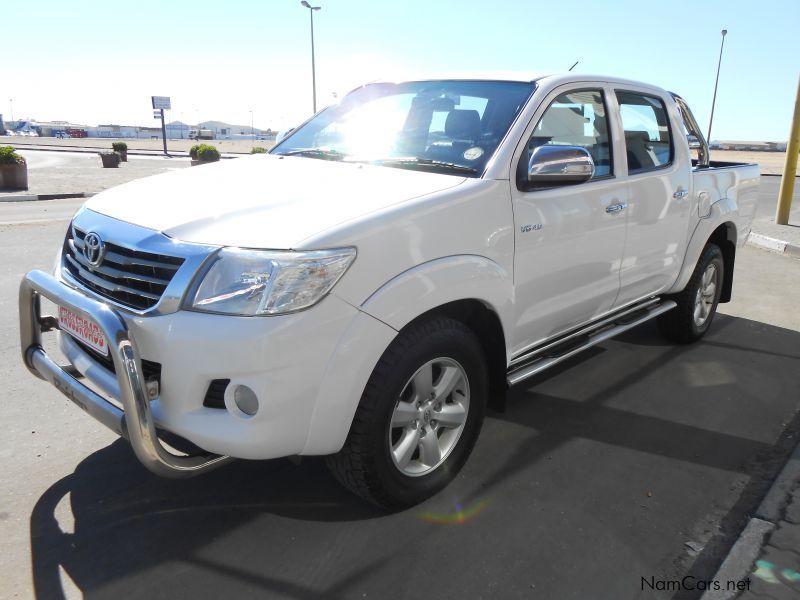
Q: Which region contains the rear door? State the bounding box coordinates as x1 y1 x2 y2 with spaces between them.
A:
612 89 692 306
510 85 628 355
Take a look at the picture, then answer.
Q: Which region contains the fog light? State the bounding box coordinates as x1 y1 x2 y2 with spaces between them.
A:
233 384 259 416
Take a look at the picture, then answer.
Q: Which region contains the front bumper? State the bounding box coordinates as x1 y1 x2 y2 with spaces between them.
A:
20 266 399 474
20 269 231 477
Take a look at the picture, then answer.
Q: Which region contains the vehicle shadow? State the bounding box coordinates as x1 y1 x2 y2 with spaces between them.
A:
30 446 387 600
29 314 800 600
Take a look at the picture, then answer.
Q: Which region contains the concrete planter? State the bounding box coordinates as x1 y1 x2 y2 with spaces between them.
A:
99 153 120 168
115 149 128 162
0 162 28 190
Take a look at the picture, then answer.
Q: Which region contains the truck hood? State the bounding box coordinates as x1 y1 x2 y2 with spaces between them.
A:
85 155 466 248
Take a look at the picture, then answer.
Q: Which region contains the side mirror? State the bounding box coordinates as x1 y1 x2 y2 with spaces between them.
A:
528 145 594 185
687 134 702 150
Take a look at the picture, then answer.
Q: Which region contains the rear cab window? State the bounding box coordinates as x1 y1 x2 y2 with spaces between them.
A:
616 91 673 173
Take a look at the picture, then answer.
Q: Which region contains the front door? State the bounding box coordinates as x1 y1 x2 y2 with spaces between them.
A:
510 86 628 356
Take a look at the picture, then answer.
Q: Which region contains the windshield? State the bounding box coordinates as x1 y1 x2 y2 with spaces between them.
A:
271 80 535 176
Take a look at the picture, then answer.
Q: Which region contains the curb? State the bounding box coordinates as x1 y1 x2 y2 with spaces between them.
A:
700 518 774 600
9 145 245 158
700 442 800 600
746 233 800 259
0 192 95 203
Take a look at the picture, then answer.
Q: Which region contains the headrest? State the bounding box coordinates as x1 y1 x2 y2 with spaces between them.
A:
445 109 481 140
625 130 651 144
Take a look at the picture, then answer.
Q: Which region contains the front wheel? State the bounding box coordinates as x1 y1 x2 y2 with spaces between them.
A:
326 317 487 509
657 243 724 343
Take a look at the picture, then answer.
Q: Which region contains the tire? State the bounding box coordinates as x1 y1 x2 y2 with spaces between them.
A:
657 243 724 344
326 316 488 509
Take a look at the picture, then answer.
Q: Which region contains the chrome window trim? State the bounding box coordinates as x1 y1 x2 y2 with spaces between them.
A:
62 208 219 316
670 92 710 168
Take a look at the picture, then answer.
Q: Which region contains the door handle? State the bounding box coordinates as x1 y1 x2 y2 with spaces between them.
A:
673 190 689 199
605 203 627 214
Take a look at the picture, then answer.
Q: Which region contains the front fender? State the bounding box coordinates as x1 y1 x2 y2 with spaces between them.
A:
358 254 515 346
302 255 513 454
302 255 514 455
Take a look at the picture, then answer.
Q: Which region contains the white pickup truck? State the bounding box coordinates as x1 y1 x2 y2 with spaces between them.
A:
20 73 759 508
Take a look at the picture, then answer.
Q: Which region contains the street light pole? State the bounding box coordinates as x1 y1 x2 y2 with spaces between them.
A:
707 29 727 144
9 98 14 123
300 1 322 113
250 110 254 140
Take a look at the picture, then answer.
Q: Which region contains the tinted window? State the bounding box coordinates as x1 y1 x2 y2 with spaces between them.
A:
617 91 673 173
527 89 612 178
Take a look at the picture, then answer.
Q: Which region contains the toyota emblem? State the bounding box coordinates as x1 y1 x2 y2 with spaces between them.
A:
83 232 105 267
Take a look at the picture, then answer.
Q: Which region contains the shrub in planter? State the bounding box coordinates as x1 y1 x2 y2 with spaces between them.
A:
191 144 220 165
197 144 220 162
0 145 28 190
250 146 267 154
98 151 120 168
112 141 128 162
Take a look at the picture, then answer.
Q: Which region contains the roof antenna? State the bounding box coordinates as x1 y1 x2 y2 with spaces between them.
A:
568 60 579 72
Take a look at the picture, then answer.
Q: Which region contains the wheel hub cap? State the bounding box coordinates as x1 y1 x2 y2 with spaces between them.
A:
693 263 719 327
388 357 470 477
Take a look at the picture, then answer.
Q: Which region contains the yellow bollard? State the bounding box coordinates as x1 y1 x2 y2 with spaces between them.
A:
776 76 800 225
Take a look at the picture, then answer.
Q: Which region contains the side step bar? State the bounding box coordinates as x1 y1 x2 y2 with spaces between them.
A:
507 299 677 386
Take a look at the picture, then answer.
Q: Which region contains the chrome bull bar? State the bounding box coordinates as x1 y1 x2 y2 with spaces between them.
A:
19 269 231 478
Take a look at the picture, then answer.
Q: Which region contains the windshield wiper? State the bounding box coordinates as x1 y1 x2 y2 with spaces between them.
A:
278 148 347 161
370 157 479 175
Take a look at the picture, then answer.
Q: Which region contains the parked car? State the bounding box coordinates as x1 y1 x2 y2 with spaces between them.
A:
20 73 758 508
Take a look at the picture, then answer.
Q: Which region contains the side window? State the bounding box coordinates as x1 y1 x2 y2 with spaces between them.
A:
527 89 612 178
616 91 673 173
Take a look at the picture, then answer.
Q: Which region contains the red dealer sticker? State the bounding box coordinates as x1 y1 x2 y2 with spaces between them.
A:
58 306 108 356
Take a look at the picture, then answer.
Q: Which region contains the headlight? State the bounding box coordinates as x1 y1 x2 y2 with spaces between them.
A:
188 247 356 316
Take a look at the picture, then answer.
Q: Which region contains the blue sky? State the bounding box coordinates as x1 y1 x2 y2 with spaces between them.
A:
4 0 799 140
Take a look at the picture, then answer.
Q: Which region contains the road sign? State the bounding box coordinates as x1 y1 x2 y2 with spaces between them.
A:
151 107 169 157
151 96 171 110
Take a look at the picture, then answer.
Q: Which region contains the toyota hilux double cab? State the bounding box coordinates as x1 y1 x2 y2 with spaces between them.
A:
20 73 759 508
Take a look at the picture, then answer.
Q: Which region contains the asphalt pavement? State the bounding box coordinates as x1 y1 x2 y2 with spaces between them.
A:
1 202 799 598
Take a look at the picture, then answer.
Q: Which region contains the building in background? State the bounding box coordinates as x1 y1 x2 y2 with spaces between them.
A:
710 140 788 152
1 117 277 141
166 121 191 139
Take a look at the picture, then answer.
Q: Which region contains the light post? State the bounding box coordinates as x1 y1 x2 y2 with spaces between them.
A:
707 29 727 144
250 110 254 140
9 98 14 123
300 1 322 113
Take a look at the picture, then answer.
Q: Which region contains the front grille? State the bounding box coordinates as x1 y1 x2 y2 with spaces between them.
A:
62 225 184 311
